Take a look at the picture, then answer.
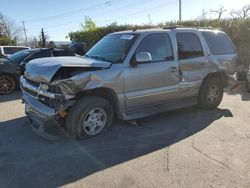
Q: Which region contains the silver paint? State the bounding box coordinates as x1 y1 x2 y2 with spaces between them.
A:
20 28 238 121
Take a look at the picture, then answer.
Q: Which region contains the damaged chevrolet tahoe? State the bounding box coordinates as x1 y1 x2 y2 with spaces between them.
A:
20 27 237 139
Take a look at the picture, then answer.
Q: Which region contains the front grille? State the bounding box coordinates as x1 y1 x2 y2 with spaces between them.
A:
25 78 40 87
23 86 37 97
21 77 63 109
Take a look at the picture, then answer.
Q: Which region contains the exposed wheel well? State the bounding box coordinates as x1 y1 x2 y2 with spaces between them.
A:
75 88 120 115
201 72 227 88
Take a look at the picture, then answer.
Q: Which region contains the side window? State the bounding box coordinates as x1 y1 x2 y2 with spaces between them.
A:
176 33 204 60
202 31 235 55
136 33 174 62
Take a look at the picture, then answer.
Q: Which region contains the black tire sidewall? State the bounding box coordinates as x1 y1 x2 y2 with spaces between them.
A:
198 78 224 109
66 96 113 139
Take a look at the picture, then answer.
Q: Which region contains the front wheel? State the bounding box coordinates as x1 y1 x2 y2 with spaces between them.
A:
66 96 113 139
198 77 224 110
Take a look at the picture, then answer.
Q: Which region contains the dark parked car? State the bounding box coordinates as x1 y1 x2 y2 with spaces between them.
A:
0 48 75 95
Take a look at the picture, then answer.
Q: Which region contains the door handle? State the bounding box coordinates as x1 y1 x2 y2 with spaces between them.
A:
169 66 177 72
200 63 206 66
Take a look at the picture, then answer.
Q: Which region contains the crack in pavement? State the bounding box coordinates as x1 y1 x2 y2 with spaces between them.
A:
163 146 170 172
191 136 233 171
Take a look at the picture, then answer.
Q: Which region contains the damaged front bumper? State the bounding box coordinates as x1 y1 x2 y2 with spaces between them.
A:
22 92 61 140
20 76 74 140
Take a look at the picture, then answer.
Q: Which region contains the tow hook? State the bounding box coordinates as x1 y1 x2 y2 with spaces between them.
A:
59 109 68 118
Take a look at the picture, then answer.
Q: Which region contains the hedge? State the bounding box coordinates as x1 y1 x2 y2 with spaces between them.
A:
69 19 250 79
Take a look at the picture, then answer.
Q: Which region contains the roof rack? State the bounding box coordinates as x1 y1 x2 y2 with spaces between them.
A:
162 25 180 29
196 26 215 30
162 25 216 30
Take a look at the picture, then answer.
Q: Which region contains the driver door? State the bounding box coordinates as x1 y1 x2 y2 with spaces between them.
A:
124 33 179 111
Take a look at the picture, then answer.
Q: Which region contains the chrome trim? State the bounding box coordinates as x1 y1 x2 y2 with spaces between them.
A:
127 89 179 100
20 76 61 99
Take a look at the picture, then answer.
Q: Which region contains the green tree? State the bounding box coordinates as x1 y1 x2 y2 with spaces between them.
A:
81 16 96 31
0 35 15 45
0 12 22 45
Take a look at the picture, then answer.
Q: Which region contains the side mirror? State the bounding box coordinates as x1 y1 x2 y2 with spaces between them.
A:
130 52 152 67
136 52 152 63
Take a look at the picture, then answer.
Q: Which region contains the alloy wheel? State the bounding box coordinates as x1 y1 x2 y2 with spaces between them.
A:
207 85 220 104
0 75 15 95
82 108 107 135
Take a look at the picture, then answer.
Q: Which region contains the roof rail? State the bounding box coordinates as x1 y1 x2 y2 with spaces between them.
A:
162 25 216 30
196 26 215 30
162 25 180 29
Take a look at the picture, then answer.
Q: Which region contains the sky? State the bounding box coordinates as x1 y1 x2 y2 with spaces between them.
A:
0 0 249 41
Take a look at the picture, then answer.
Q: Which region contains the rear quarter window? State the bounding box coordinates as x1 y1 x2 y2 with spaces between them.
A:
202 31 235 55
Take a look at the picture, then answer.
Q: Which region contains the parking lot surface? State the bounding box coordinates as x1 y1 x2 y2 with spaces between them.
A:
0 90 250 188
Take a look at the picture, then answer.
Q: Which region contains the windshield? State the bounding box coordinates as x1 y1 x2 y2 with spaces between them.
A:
8 50 33 63
85 34 137 63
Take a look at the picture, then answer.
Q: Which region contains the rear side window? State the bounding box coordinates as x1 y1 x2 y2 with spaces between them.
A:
136 33 174 62
176 33 204 60
202 31 235 55
28 50 52 60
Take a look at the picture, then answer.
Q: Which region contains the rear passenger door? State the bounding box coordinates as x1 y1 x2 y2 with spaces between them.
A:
176 32 210 97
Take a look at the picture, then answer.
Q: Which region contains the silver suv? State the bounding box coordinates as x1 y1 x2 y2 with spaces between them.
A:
20 27 237 139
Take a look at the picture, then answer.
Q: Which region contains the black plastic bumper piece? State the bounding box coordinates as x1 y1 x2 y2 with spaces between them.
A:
22 92 60 140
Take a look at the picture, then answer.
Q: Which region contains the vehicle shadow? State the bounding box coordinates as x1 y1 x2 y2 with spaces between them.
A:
0 107 233 188
0 91 21 103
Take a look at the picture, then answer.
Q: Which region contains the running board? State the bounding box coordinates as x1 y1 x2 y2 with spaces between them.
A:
121 97 197 120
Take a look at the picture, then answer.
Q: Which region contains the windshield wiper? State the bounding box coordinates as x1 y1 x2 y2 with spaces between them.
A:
87 55 112 63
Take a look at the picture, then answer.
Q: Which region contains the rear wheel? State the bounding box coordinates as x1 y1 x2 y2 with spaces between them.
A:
66 96 113 139
198 77 224 110
0 74 16 95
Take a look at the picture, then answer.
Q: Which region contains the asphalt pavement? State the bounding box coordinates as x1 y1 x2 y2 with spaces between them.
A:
0 89 250 188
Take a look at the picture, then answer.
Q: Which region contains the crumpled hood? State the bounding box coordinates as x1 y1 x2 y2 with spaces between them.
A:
25 56 111 83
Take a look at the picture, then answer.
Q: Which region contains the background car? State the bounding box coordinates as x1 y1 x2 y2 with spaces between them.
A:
0 46 30 58
0 48 75 95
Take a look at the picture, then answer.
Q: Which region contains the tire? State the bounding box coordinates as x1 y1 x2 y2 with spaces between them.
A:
198 77 224 110
246 81 250 93
0 74 16 95
66 96 114 139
